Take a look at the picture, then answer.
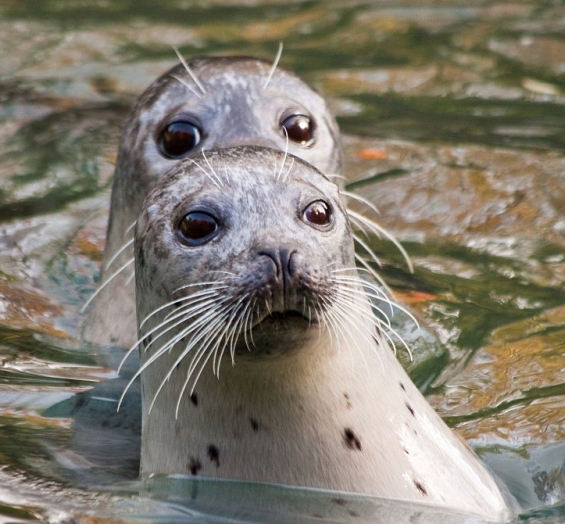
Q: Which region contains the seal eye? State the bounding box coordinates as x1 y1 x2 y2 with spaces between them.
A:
178 211 218 246
303 200 332 228
160 121 202 159
281 114 314 145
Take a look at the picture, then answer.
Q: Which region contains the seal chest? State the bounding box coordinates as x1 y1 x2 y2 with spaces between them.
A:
131 146 511 521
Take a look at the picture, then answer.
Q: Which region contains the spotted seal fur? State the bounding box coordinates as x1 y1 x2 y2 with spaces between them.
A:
81 51 342 347
126 146 511 521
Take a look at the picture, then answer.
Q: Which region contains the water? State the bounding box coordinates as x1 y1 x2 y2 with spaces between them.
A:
1 0 564 522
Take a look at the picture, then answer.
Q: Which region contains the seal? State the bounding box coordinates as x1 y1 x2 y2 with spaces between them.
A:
81 51 343 348
126 146 511 521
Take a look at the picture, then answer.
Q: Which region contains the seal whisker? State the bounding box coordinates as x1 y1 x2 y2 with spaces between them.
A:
118 295 228 375
185 157 223 190
277 126 290 182
353 252 392 294
342 190 381 216
152 297 233 356
179 298 240 380
262 41 283 90
126 271 135 286
333 286 392 329
332 274 420 329
81 257 135 313
170 74 201 99
201 148 224 187
352 231 382 268
217 300 250 377
148 305 231 413
172 280 229 296
327 295 376 360
282 156 295 184
143 286 226 327
332 286 413 361
173 46 206 96
211 296 248 375
241 298 256 353
163 290 229 322
227 300 252 366
104 237 135 271
322 296 373 370
124 302 228 411
348 209 413 273
124 220 137 238
177 315 235 417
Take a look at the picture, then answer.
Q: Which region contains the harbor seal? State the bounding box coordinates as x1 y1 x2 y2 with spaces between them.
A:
127 146 511 521
81 51 342 348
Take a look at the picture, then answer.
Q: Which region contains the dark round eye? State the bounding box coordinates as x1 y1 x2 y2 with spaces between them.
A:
281 114 314 144
303 200 332 227
178 212 218 245
159 121 202 159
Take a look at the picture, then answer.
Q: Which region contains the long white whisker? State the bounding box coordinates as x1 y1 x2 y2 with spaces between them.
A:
354 252 392 294
263 41 283 89
348 209 413 273
119 301 228 410
352 231 382 268
170 74 201 98
149 307 230 414
104 237 134 271
277 126 289 181
118 294 227 374
185 157 222 190
282 156 295 184
332 275 420 329
173 46 206 95
81 258 134 313
342 190 380 216
141 285 226 328
201 148 224 187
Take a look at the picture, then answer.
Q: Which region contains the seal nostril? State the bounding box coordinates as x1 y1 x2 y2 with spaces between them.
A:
259 248 282 277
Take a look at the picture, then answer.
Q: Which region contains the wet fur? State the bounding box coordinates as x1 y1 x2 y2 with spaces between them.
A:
133 147 511 522
81 55 342 347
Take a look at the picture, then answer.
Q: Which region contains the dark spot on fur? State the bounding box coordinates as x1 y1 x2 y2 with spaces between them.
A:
146 333 153 345
405 402 415 417
190 393 198 406
331 498 346 506
343 393 352 410
250 417 259 432
174 300 182 308
403 447 410 455
189 457 202 475
400 382 406 392
414 480 428 496
343 428 362 451
348 510 359 517
207 445 220 467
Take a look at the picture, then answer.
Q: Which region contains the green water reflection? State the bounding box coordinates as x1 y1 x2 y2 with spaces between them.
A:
0 0 564 522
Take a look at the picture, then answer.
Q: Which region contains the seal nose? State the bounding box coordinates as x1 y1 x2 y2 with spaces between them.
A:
259 247 296 280
259 247 298 309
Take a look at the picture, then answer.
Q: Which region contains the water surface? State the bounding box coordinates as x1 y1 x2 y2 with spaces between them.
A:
0 1 564 522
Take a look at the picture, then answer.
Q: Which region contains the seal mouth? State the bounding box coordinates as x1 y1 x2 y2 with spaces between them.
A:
253 310 314 330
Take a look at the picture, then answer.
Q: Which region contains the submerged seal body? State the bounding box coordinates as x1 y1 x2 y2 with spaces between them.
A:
82 54 342 347
131 146 510 521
